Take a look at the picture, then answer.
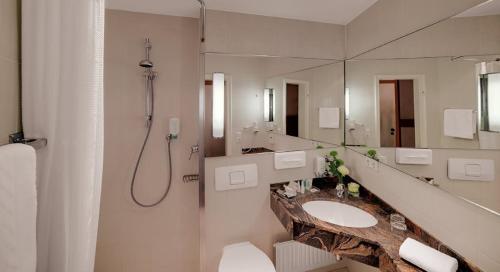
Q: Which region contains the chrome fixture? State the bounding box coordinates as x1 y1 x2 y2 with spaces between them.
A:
417 176 438 187
139 38 156 128
189 144 199 160
139 38 154 68
183 174 199 183
196 0 206 43
9 132 47 150
130 38 174 208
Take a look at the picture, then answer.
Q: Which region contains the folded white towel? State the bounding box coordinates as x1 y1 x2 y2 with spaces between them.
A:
0 144 37 272
443 109 476 139
319 107 340 128
399 238 458 272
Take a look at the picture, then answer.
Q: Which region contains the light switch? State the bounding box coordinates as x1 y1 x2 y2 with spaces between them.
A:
229 171 245 185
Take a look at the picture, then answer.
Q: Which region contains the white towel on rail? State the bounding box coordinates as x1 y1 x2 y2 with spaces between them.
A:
443 109 476 139
319 107 340 128
0 144 37 272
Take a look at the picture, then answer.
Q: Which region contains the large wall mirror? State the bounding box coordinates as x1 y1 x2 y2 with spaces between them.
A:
345 0 500 214
0 0 22 145
204 53 344 157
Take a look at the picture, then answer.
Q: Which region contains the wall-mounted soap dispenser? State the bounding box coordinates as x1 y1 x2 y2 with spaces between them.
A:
169 117 180 139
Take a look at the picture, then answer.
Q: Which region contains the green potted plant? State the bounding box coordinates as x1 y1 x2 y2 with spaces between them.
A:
366 149 378 161
326 151 350 197
326 151 348 181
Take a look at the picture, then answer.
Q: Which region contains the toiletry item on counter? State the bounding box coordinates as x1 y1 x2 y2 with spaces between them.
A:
288 181 300 192
390 213 407 231
335 182 345 198
300 180 305 194
277 189 296 199
399 238 458 272
309 187 320 193
302 178 313 191
314 156 326 177
347 182 360 197
282 185 297 198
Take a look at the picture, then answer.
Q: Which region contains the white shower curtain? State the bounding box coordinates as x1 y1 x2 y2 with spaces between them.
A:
22 1 104 272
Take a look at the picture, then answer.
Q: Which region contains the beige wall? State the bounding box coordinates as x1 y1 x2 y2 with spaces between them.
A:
204 148 343 272
205 10 345 60
0 0 21 144
95 10 200 272
345 149 500 271
346 0 486 58
359 15 500 59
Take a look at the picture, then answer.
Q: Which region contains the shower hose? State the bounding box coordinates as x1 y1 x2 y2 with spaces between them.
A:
130 79 172 207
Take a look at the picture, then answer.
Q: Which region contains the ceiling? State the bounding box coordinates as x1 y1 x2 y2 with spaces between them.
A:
105 0 378 25
456 0 500 17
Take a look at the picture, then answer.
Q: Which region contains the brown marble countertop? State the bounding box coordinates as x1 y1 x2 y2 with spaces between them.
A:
270 181 480 272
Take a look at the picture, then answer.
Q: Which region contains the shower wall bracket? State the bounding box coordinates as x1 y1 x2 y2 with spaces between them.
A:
9 132 47 150
196 0 206 43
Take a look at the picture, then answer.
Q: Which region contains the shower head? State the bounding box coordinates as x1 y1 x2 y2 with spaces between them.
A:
139 38 153 68
139 59 154 68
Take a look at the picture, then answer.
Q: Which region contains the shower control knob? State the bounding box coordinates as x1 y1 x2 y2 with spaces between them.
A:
189 144 199 160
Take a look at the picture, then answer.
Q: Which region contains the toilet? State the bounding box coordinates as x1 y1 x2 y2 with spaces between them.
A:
218 242 276 272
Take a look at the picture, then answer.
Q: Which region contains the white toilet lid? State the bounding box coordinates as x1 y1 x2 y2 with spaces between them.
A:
219 242 276 272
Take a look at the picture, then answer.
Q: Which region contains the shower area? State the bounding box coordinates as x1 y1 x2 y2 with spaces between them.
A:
94 7 202 271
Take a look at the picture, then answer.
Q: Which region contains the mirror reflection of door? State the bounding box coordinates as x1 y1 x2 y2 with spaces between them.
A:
379 80 416 148
204 80 226 157
286 83 299 137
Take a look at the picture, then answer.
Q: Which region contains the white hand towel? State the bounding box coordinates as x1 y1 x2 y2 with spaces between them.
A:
319 107 340 128
443 109 475 139
0 144 37 272
399 238 458 272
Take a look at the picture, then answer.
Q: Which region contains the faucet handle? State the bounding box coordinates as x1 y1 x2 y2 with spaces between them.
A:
189 144 199 160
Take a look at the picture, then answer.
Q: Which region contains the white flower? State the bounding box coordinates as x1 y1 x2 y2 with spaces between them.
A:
337 165 349 177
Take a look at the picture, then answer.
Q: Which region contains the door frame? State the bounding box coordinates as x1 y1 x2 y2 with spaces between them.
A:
282 78 310 139
374 75 427 148
379 80 401 147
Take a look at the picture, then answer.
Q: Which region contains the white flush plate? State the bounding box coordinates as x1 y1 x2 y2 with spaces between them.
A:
396 148 432 165
274 151 306 170
215 164 258 191
448 158 494 182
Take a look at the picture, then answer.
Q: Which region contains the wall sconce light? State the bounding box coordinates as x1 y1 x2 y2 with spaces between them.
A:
345 87 350 120
212 73 225 138
264 88 275 122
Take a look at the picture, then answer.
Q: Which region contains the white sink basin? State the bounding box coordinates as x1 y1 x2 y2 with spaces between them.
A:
302 201 378 228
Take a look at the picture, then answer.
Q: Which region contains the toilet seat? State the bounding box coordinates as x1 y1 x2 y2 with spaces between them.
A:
218 242 276 272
